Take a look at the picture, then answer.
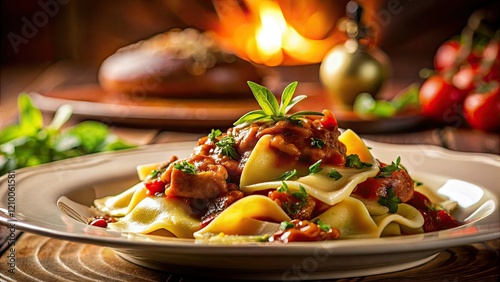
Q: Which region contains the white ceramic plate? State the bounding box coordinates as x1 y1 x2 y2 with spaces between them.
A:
1 141 499 280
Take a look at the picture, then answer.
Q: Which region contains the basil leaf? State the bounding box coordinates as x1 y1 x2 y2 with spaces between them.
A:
279 81 297 115
247 81 280 116
0 125 24 144
18 93 43 134
48 104 73 130
233 81 323 126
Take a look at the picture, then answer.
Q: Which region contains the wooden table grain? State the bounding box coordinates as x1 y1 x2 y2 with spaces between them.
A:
1 62 499 281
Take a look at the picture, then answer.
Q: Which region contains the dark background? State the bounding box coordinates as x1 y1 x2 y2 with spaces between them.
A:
1 0 498 78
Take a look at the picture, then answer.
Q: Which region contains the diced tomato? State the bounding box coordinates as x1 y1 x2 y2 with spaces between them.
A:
145 179 166 195
89 218 108 228
420 209 459 232
320 109 338 129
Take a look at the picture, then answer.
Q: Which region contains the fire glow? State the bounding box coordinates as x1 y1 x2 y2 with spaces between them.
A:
213 1 342 66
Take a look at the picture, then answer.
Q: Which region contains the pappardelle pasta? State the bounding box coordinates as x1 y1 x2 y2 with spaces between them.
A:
90 81 460 243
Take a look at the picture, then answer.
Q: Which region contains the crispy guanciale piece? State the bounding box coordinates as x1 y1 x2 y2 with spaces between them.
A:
166 162 229 199
270 219 340 243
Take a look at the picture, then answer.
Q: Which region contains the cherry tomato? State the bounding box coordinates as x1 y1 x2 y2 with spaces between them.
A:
452 63 478 93
419 75 468 123
463 82 500 131
434 40 461 72
482 39 500 65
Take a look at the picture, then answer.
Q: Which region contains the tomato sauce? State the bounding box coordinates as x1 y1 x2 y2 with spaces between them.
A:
406 191 460 232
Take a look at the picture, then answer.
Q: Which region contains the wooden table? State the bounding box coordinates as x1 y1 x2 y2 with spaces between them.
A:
1 62 499 281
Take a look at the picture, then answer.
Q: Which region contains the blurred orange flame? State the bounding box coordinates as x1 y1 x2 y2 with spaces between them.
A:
212 0 344 66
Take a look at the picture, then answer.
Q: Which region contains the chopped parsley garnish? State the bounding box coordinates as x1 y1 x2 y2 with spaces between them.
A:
233 81 323 126
378 188 402 213
311 137 325 148
277 181 289 192
316 219 331 232
345 154 372 169
414 180 423 186
279 184 308 215
173 161 197 175
292 185 308 205
208 129 222 142
275 169 297 181
309 160 323 174
328 169 343 180
144 169 162 182
376 156 402 178
280 221 294 230
215 135 239 159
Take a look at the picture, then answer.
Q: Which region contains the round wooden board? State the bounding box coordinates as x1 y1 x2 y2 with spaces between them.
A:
1 233 498 281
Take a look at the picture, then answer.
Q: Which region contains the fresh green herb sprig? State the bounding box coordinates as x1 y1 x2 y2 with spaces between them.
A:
173 161 197 175
0 94 135 175
277 183 309 215
233 81 323 126
208 129 222 142
144 169 163 182
283 185 308 215
215 135 239 159
378 188 402 213
376 156 402 178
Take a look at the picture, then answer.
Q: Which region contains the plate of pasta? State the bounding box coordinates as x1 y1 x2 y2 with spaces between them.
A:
1 82 499 280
